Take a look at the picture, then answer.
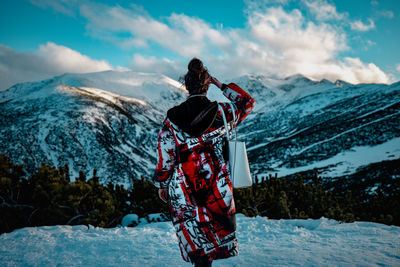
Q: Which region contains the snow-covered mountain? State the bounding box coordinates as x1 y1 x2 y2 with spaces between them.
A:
232 74 400 178
1 71 399 187
0 71 186 186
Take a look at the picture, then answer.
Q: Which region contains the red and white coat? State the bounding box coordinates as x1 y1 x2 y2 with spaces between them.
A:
153 83 255 263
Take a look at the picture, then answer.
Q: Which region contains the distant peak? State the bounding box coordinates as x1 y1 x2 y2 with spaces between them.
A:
283 74 312 82
319 78 332 84
334 79 349 87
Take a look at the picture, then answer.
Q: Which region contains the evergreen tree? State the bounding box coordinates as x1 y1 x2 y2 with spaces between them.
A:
1 153 399 234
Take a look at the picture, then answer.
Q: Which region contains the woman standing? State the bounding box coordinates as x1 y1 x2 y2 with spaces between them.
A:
153 58 255 266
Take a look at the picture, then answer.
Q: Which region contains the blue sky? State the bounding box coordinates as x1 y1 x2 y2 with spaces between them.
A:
0 0 399 90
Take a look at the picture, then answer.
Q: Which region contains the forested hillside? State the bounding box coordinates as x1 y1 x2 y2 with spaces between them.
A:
1 154 398 234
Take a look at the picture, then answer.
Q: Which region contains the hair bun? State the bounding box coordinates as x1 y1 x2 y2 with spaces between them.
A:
188 58 204 73
183 58 211 95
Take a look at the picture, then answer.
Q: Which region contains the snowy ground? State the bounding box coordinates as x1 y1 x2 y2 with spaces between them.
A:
1 215 399 266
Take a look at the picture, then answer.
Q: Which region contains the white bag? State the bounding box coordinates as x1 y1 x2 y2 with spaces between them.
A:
219 103 253 188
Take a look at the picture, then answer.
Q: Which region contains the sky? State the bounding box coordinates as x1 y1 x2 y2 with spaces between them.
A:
0 0 399 90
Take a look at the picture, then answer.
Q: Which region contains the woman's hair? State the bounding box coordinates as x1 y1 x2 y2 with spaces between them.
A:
182 58 211 95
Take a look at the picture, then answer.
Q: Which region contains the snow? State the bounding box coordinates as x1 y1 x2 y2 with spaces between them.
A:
0 70 186 185
1 71 399 185
257 137 400 178
247 141 270 152
292 112 400 157
146 213 169 223
121 214 139 227
55 71 186 107
1 215 399 266
4 70 185 113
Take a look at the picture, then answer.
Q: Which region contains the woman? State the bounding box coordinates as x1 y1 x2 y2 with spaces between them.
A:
153 58 255 266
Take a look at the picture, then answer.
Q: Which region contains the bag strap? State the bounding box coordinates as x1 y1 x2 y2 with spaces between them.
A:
228 102 237 141
218 103 237 141
218 104 230 140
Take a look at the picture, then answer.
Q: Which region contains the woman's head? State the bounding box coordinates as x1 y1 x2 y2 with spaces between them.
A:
183 58 211 95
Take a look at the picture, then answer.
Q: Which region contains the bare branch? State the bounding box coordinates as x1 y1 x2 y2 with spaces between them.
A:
67 214 84 225
57 204 74 210
105 216 122 228
28 208 39 225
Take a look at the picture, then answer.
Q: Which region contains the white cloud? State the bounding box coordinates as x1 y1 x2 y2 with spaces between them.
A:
244 0 290 13
360 39 377 51
0 43 113 90
396 64 400 72
249 7 347 60
371 0 379 6
29 0 79 17
37 42 112 73
311 57 389 84
19 1 391 85
350 19 376 31
77 2 389 84
377 10 394 19
80 4 230 58
129 54 185 80
303 0 346 21
226 7 388 83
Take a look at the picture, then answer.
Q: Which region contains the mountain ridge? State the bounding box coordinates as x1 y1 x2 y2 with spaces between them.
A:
0 71 187 187
1 70 399 187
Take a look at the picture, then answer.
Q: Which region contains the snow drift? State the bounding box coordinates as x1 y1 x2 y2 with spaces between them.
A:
0 215 399 266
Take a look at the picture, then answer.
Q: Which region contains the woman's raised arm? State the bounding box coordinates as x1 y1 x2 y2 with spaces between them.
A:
211 76 255 126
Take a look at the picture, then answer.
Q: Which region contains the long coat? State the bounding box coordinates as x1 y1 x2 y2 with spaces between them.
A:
153 83 255 263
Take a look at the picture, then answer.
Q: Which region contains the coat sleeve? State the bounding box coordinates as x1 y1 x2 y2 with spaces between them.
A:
220 83 255 127
153 120 176 189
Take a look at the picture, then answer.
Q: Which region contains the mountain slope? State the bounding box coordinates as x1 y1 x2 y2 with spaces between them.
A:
1 71 399 187
0 71 186 187
233 75 400 178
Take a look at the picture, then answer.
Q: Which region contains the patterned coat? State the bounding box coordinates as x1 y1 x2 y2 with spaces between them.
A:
153 83 255 263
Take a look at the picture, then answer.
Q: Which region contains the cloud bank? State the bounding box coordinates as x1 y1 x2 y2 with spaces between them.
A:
302 0 346 21
0 42 113 90
4 0 392 89
77 1 389 84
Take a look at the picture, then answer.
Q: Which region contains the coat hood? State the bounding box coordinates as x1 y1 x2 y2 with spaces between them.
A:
167 96 219 137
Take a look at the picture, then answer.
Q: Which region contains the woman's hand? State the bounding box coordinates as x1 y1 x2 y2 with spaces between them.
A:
158 188 169 203
210 76 223 89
